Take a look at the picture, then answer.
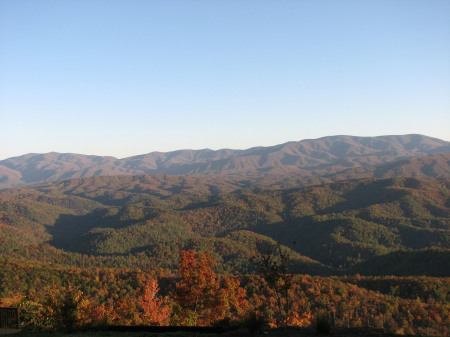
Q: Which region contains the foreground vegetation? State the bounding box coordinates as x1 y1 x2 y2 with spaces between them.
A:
1 331 218 337
1 250 449 336
1 327 436 337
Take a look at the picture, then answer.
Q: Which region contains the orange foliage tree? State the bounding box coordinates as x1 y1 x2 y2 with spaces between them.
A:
216 276 248 321
42 282 89 329
174 250 220 325
137 278 171 325
173 249 247 326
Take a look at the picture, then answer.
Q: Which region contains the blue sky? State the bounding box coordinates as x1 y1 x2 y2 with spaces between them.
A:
1 0 449 160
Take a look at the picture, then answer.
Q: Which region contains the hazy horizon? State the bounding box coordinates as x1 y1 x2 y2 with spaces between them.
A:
0 133 448 161
1 1 449 160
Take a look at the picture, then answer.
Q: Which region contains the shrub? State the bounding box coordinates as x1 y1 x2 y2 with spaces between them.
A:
240 311 268 336
313 312 332 334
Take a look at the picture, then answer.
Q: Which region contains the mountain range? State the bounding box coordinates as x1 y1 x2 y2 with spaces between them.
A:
0 134 449 277
1 134 449 189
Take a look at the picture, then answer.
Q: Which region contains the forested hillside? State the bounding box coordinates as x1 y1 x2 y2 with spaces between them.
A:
1 175 448 276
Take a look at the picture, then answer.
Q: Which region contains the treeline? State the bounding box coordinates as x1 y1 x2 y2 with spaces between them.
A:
1 251 448 336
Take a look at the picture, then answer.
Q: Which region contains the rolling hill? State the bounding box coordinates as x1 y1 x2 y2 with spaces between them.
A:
1 175 448 276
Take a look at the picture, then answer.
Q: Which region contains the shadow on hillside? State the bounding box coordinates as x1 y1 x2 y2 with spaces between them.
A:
46 212 135 255
312 179 409 216
253 217 390 271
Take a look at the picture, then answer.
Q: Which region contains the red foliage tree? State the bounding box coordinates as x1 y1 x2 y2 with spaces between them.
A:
137 278 171 325
174 249 219 325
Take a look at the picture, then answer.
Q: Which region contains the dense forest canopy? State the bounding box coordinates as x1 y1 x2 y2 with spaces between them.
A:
1 175 448 276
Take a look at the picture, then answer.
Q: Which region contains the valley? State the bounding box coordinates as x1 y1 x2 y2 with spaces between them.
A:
0 174 448 275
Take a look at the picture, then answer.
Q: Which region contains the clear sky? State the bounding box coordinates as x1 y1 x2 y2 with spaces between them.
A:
1 0 449 160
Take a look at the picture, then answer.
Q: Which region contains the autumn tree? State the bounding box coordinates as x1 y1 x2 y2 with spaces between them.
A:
216 276 248 321
137 278 171 325
111 297 141 325
174 249 220 325
43 282 88 330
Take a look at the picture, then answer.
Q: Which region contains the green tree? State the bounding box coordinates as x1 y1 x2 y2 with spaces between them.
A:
251 241 294 328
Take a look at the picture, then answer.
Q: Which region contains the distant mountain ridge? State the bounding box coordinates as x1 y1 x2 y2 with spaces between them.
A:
1 134 449 189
